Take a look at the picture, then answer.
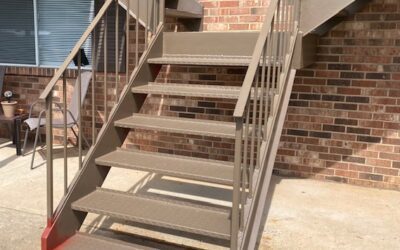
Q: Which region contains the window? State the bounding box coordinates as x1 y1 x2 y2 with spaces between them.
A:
0 0 94 67
0 0 36 65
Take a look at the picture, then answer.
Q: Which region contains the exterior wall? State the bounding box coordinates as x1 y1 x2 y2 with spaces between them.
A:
198 0 270 31
275 0 400 190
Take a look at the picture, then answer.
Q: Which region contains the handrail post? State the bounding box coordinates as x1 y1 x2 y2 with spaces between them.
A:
46 91 54 225
126 0 130 83
232 118 243 250
115 0 119 100
159 0 165 25
78 50 82 169
63 74 68 194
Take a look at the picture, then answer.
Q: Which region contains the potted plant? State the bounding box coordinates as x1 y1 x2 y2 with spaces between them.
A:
1 91 17 117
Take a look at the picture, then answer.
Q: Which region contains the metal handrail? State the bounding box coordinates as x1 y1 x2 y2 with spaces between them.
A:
230 0 300 248
40 0 165 226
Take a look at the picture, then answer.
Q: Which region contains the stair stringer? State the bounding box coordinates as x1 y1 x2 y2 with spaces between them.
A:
41 26 165 250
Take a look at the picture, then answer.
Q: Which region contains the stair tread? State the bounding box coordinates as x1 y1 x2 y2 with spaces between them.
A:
58 232 151 250
165 8 202 18
96 148 233 185
115 114 236 139
72 189 231 240
132 83 242 99
148 54 252 66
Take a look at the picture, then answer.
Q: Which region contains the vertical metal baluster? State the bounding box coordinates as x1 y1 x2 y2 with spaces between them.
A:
250 69 259 173
243 99 251 197
240 101 250 226
264 25 274 138
126 0 130 84
135 0 139 65
256 42 267 170
145 0 149 48
159 0 165 24
270 10 279 116
63 74 68 194
115 0 119 100
154 0 157 31
104 12 108 121
231 118 243 250
276 0 283 93
78 50 83 170
92 28 97 144
46 91 53 225
283 0 289 61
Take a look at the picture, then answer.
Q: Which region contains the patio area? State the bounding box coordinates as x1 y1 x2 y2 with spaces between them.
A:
0 137 399 250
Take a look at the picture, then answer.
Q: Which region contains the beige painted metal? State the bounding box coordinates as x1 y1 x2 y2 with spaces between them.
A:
115 114 236 139
132 83 244 99
72 188 231 239
96 148 234 185
300 0 355 35
163 32 258 56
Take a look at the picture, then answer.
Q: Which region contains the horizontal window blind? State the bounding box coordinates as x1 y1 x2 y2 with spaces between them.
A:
38 0 94 67
0 0 36 65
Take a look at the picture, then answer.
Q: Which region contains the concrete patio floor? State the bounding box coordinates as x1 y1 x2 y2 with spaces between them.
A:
0 138 399 250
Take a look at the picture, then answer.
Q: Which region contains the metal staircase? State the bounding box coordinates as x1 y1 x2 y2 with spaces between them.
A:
39 0 300 249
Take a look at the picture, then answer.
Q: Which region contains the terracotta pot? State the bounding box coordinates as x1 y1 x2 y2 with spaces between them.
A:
1 101 17 118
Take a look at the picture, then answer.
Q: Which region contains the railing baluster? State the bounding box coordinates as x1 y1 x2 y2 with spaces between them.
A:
78 50 83 170
244 99 251 197
104 12 108 121
126 0 130 84
256 42 267 170
135 0 139 65
145 0 149 48
270 8 279 116
232 118 243 250
264 24 274 138
46 91 53 225
159 0 165 25
63 73 68 194
115 0 119 100
240 101 249 227
92 28 97 144
250 69 259 173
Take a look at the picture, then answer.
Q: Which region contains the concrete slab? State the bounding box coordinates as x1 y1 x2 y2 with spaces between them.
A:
0 138 400 249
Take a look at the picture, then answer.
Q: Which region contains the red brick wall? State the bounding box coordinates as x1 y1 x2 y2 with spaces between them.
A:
199 0 270 31
275 0 400 190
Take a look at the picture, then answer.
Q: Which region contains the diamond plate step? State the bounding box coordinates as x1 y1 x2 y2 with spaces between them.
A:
132 83 242 99
57 232 153 250
96 148 233 185
115 114 236 139
72 189 231 240
148 55 252 66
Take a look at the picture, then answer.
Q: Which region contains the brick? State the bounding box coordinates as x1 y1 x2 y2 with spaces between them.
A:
342 156 366 164
359 173 384 182
323 125 346 133
287 129 309 137
345 96 370 103
357 136 381 143
310 131 332 139
335 118 358 126
334 103 358 110
347 127 371 135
